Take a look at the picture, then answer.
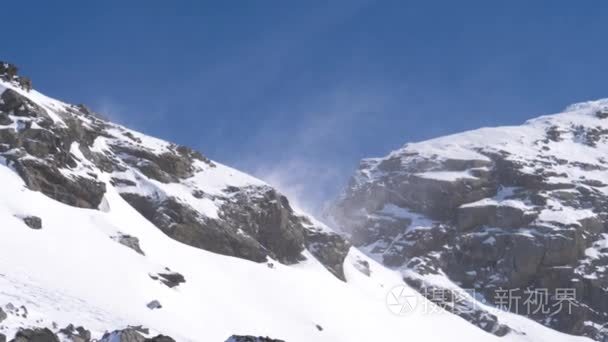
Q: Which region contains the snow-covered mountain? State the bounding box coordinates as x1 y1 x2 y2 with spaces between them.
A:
0 62 594 342
328 95 608 340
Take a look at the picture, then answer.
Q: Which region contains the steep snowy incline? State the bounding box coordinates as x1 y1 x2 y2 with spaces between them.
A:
0 63 592 341
0 160 510 341
329 98 608 340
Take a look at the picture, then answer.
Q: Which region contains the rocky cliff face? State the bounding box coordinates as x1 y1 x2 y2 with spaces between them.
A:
328 100 608 340
0 63 349 280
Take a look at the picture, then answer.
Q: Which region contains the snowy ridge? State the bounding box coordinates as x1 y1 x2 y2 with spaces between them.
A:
0 74 548 342
329 98 608 340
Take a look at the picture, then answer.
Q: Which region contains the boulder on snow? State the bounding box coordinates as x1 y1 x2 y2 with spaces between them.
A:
303 228 351 281
112 233 145 255
149 270 186 288
146 300 162 310
58 324 91 342
100 328 174 342
354 259 371 276
19 215 42 230
10 328 59 342
100 329 145 342
595 109 608 119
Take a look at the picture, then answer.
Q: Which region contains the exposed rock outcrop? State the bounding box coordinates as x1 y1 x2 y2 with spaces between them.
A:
10 328 59 342
58 324 91 342
1 326 175 342
146 300 162 310
0 63 349 284
329 102 608 339
149 270 185 288
0 62 32 91
19 215 42 230
112 233 145 255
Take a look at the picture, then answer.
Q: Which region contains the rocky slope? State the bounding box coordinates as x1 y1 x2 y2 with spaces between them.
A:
0 62 592 341
328 98 608 340
0 62 349 280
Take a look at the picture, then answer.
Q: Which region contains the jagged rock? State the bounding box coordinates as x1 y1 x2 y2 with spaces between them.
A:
149 270 185 288
113 233 145 255
0 62 18 79
0 113 12 126
457 204 537 231
354 259 371 276
10 328 59 342
225 336 285 342
542 231 584 266
110 144 206 184
99 328 174 342
0 62 31 91
578 216 604 233
0 333 5 342
219 187 306 264
146 300 162 310
501 234 545 287
17 77 32 92
12 159 106 209
11 305 28 319
100 329 145 342
20 216 42 229
595 109 608 119
128 326 149 335
121 186 309 266
0 307 6 322
58 324 91 342
0 89 47 119
304 229 350 281
191 189 205 198
328 106 608 337
120 193 269 263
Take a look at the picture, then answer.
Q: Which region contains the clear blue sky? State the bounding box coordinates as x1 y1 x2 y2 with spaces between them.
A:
5 1 608 213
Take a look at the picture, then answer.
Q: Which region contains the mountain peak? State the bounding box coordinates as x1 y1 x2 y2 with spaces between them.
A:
329 93 608 340
0 61 32 91
563 97 608 114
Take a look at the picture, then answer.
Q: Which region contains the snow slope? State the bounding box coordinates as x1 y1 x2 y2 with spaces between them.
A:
0 75 593 341
0 153 504 342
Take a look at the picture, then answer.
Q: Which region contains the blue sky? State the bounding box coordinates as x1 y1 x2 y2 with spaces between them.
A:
5 1 608 213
